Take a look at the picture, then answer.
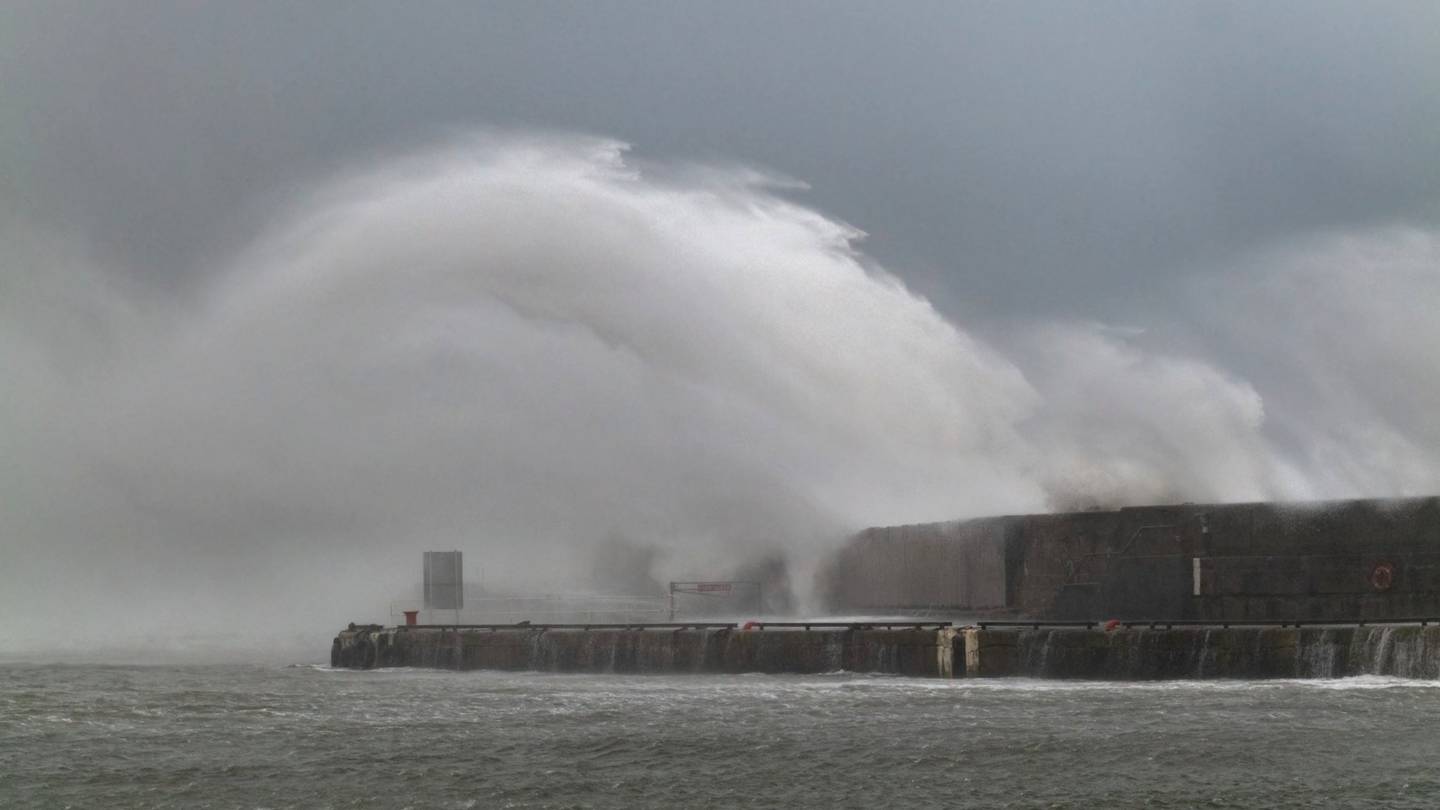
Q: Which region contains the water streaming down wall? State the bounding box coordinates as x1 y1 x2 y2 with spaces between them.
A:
332 624 1440 678
991 625 1440 679
331 626 954 677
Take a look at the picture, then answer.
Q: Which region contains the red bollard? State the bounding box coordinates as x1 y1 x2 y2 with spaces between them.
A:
403 610 420 627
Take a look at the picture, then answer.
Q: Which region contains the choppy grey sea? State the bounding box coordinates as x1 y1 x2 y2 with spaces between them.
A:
3 663 1439 809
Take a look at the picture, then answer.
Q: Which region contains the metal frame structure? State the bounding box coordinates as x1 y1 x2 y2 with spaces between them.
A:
667 580 763 621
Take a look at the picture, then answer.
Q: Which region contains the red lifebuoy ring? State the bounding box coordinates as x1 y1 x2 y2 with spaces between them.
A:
1104 619 1122 632
1370 563 1394 592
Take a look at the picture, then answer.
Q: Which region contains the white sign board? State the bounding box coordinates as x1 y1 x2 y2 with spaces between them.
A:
424 551 464 610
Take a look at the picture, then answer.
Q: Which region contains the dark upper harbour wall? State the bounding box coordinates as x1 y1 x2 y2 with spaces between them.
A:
823 496 1440 622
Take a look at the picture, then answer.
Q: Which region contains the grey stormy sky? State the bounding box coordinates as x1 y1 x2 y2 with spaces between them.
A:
4 2 1440 651
4 1 1437 319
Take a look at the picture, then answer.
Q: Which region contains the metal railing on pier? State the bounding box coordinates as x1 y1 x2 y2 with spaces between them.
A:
395 621 954 631
741 621 953 631
369 618 1440 633
405 622 737 631
975 617 1440 630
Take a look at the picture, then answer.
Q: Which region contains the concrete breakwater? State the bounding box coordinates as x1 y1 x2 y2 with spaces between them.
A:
331 625 958 677
976 624 1440 679
331 622 1440 679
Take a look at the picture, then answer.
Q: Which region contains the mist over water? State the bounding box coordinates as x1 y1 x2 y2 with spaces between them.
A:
4 134 1438 654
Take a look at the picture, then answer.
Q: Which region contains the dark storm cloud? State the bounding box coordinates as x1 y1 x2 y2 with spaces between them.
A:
4 1 1437 316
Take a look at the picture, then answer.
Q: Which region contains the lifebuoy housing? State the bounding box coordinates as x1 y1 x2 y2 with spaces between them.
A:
1370 562 1395 592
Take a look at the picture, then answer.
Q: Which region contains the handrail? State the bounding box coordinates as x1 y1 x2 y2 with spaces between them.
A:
392 621 954 631
975 621 1099 629
744 622 953 630
1115 617 1440 629
366 617 1440 633
975 617 1440 630
405 622 737 631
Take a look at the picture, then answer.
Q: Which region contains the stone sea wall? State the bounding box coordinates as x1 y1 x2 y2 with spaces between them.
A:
965 625 1440 679
332 625 959 677
332 623 1440 679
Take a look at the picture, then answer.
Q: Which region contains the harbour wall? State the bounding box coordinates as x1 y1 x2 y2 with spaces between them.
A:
824 496 1440 623
331 622 1440 679
965 625 1440 679
331 625 959 677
